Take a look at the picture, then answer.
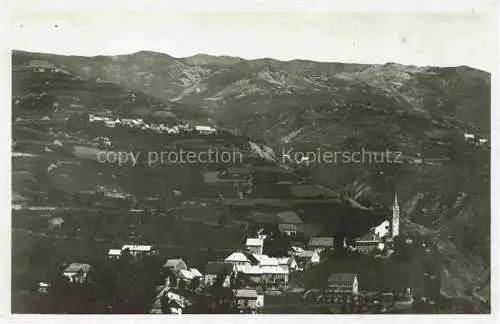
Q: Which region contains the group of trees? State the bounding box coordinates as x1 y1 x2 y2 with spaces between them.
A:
43 253 165 314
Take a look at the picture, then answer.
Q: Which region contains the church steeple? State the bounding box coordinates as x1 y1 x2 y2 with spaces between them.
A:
392 192 400 238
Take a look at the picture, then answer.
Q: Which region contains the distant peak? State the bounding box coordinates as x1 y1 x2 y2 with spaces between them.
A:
183 53 243 66
132 50 172 58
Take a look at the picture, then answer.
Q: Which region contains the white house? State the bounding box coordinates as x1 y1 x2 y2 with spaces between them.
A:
63 263 92 283
38 281 50 294
464 133 475 141
48 217 64 229
374 220 390 239
195 125 217 135
296 250 320 269
236 253 290 289
104 120 116 128
120 244 156 257
225 251 258 266
163 258 188 272
245 238 264 255
108 249 122 259
121 118 135 125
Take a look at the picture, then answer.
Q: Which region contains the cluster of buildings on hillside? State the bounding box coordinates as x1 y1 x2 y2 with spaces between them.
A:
87 113 217 135
463 133 489 146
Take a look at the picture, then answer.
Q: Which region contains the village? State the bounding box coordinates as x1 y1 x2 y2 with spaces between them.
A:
87 112 217 137
32 190 432 314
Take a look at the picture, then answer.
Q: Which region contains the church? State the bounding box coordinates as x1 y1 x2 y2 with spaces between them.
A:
351 193 400 254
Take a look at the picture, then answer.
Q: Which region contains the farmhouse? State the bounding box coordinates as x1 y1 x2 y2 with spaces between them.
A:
352 240 385 254
245 238 264 255
163 258 188 272
107 244 156 259
464 133 475 142
63 263 92 283
232 289 264 313
108 249 122 259
308 237 334 253
296 250 320 269
195 125 217 135
122 244 155 256
48 216 64 229
327 273 359 294
479 138 488 145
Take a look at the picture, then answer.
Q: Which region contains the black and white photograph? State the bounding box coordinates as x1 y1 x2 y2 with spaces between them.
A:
6 0 497 316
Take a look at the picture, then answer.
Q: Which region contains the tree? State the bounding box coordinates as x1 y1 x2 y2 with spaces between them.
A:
263 225 291 257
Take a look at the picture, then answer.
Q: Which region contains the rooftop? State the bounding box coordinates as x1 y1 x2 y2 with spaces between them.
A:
328 273 358 284
234 289 258 298
108 249 122 256
309 237 334 248
225 251 260 265
236 264 262 275
189 268 203 277
121 244 153 252
246 238 264 247
253 254 280 266
64 263 92 273
178 269 195 280
297 250 316 258
278 257 296 265
276 211 303 224
279 223 298 231
164 258 185 268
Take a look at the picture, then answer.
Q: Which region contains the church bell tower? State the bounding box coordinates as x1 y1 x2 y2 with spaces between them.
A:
392 192 400 238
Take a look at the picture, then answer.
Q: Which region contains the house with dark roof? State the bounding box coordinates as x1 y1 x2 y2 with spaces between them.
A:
327 273 359 294
296 250 320 269
308 237 334 253
352 240 385 255
62 263 92 283
232 289 263 313
163 258 188 273
278 223 299 236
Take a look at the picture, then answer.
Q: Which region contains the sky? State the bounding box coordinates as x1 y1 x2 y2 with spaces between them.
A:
8 0 498 71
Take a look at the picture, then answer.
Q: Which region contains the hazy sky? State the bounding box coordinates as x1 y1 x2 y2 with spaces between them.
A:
9 0 497 71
